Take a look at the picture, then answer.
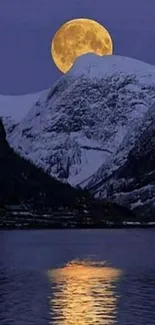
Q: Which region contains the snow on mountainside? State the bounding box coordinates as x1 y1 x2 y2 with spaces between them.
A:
69 54 155 80
0 90 46 133
5 54 155 216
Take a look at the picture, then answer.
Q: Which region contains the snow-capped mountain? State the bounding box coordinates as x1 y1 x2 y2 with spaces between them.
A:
5 54 155 216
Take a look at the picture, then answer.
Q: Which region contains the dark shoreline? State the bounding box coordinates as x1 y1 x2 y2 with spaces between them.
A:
1 224 155 231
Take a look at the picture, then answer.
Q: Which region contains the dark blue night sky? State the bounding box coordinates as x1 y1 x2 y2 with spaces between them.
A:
0 0 155 94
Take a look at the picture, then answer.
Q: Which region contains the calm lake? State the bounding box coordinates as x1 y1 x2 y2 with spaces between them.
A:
0 229 155 325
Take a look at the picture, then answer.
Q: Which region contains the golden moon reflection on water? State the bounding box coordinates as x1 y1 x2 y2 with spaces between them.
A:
51 18 113 73
48 260 122 325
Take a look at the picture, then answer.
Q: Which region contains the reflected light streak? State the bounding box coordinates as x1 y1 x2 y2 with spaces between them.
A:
48 260 122 325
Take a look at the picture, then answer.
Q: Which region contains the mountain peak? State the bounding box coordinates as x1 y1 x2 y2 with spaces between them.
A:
69 54 155 80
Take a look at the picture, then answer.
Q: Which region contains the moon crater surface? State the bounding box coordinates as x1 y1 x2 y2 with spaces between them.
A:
51 18 113 73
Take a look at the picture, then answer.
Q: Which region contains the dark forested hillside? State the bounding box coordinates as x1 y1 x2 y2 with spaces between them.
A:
0 118 135 228
0 118 85 208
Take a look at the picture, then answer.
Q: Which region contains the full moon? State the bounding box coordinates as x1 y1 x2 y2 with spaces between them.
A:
51 18 113 73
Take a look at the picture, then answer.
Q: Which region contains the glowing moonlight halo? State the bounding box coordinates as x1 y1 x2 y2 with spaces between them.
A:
51 18 113 73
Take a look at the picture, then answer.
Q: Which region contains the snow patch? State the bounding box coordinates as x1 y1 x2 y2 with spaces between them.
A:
0 90 47 122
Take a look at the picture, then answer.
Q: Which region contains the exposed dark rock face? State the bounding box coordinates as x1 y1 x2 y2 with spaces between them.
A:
89 106 155 219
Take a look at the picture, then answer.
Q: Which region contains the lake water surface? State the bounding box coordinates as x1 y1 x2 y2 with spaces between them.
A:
0 229 155 324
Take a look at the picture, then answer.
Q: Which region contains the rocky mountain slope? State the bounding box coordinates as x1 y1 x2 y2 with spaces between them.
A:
0 118 84 210
88 103 155 219
5 54 155 217
0 118 134 227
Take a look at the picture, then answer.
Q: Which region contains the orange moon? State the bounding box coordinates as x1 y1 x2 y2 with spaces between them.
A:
51 18 113 73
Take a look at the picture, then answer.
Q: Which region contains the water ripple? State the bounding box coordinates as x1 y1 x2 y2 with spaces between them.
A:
48 259 122 325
